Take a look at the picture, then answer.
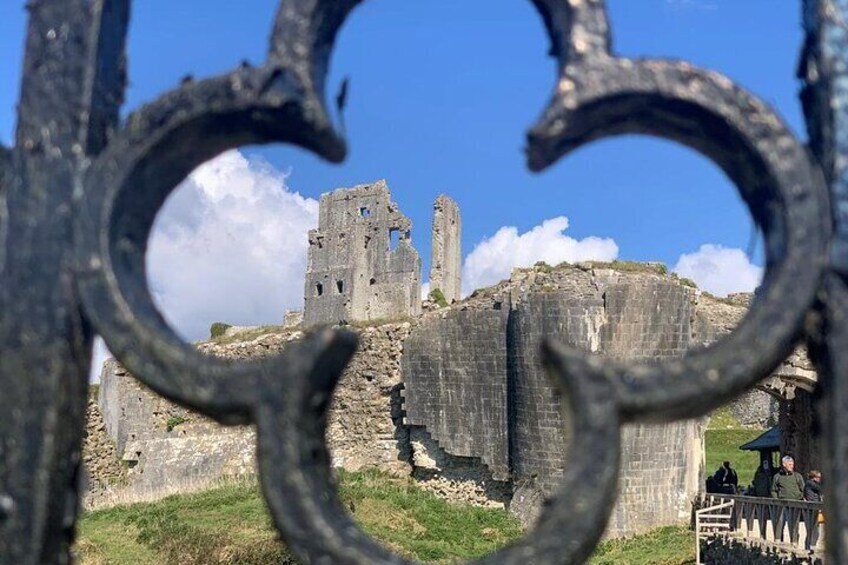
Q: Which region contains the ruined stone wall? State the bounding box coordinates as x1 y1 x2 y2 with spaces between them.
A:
401 267 704 535
402 307 510 478
93 323 413 498
692 292 781 428
98 360 255 490
508 289 604 495
429 195 461 303
303 180 421 326
82 396 127 502
730 389 780 429
609 421 703 536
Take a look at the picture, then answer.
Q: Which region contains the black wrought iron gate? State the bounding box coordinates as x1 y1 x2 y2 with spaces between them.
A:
1 1 846 563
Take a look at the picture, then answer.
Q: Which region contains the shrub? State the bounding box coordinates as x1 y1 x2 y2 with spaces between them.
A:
677 276 698 289
209 322 231 339
428 288 449 308
533 261 553 273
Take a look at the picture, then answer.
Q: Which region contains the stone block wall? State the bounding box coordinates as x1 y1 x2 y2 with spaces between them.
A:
99 359 196 457
508 290 606 494
401 270 705 535
608 421 703 537
98 359 254 490
402 307 510 479
601 281 692 361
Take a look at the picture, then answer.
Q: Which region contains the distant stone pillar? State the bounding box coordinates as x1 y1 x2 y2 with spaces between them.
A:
429 195 461 303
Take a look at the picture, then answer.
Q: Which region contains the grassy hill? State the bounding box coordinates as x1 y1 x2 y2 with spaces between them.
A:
76 470 521 564
77 408 761 564
77 469 697 564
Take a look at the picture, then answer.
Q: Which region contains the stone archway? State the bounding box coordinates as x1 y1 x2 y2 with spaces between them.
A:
755 347 820 474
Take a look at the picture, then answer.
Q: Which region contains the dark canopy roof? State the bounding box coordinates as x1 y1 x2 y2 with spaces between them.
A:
739 426 780 451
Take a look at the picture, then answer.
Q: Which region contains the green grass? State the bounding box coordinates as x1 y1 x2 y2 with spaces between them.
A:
76 470 522 564
533 260 554 273
585 260 669 275
338 470 522 562
88 452 783 565
589 526 694 565
165 415 188 432
77 473 704 565
78 482 291 565
209 325 284 345
706 406 745 430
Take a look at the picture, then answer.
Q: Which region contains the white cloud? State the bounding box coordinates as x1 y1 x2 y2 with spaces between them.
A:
420 281 431 300
90 150 318 380
90 337 110 383
147 150 318 341
672 244 762 297
461 216 618 295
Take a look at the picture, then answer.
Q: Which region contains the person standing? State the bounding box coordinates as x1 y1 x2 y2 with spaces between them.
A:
771 455 805 500
752 460 773 497
713 461 739 494
804 470 823 502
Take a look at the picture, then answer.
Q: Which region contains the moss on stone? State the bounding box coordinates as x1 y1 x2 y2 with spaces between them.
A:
166 415 188 432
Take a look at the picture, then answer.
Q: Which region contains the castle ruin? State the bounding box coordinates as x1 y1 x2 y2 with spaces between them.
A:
87 180 812 540
303 181 463 325
303 180 422 326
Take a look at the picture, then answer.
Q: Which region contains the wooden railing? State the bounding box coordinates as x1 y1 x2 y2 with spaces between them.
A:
695 499 734 565
699 493 825 556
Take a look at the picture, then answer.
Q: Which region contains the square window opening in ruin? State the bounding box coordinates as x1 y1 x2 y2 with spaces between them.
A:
360 206 371 217
389 228 400 251
316 282 324 297
337 280 344 294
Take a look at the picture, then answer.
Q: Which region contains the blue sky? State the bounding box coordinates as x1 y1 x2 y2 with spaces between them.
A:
1 0 802 346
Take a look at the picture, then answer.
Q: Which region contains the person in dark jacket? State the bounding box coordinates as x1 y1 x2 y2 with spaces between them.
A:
713 461 739 494
771 455 805 500
804 470 822 502
751 460 773 497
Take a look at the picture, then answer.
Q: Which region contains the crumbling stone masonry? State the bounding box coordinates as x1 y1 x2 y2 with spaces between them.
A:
402 267 704 536
303 180 421 326
429 195 462 303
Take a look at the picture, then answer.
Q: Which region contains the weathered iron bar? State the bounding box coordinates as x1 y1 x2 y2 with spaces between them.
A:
0 1 845 564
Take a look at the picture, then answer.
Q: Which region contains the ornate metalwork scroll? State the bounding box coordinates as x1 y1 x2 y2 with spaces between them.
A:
0 0 844 563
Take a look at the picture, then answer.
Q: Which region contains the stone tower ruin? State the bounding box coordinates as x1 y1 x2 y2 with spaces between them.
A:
429 195 461 303
303 180 422 326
